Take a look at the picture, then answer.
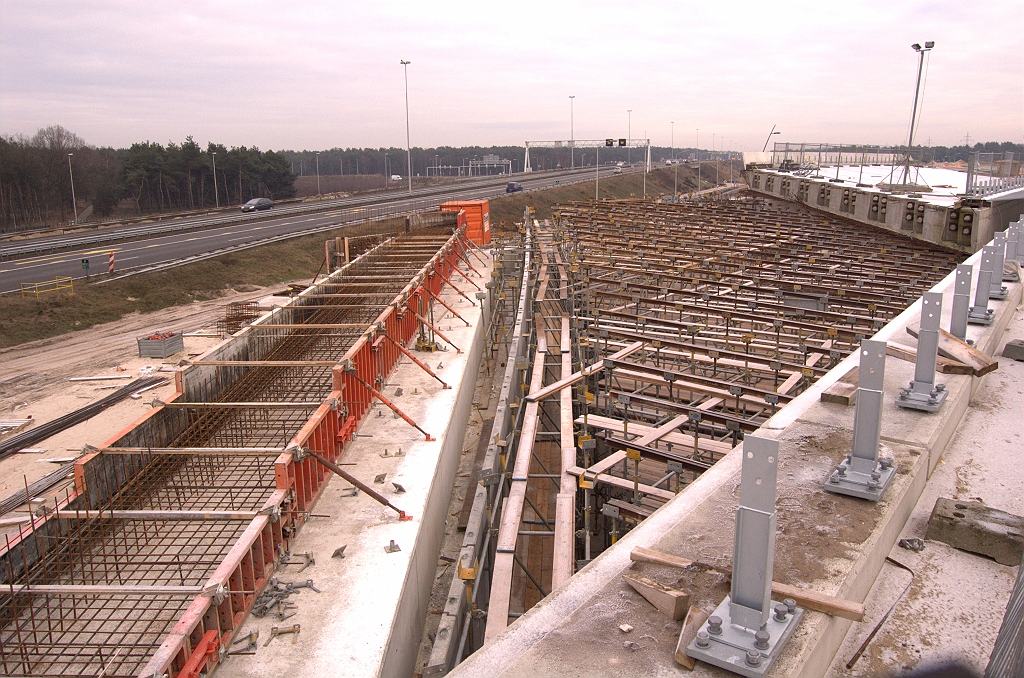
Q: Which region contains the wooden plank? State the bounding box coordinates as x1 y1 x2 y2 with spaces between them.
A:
631 546 698 569
495 340 546 552
635 414 692 447
623 574 689 620
629 546 865 621
906 326 998 377
616 369 770 409
821 366 859 406
577 415 732 457
605 498 654 520
886 342 973 375
525 341 645 402
567 466 676 502
484 553 516 642
551 494 574 589
675 606 709 669
777 340 833 395
696 397 724 411
552 315 576 590
586 450 628 476
769 582 865 622
777 371 803 395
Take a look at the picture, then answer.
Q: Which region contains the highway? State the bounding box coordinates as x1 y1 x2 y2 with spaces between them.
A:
0 167 617 294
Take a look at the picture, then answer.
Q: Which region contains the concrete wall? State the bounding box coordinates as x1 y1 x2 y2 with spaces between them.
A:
380 311 487 678
745 169 1003 253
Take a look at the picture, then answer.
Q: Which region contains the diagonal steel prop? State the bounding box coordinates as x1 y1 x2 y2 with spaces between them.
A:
424 285 470 326
305 450 413 521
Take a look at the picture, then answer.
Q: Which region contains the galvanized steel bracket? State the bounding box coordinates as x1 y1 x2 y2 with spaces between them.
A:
949 265 973 341
688 436 803 676
968 247 997 326
825 340 895 501
897 293 947 413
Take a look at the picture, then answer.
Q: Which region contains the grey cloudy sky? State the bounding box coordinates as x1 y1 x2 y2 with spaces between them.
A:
2 1 1021 152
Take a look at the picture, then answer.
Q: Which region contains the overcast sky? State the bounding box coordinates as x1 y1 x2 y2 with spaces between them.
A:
2 1 1021 152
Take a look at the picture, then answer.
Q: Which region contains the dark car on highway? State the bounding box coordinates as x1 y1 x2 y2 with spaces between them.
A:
241 198 274 212
506 182 523 193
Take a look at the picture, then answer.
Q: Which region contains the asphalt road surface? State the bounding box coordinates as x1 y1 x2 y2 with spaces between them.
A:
0 167 622 294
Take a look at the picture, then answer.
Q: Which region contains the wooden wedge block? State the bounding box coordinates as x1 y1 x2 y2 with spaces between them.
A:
631 545 697 569
907 326 998 377
623 574 690 620
629 546 865 621
821 366 859 406
674 605 709 670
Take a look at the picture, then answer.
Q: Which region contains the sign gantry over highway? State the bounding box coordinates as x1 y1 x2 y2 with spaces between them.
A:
523 139 651 173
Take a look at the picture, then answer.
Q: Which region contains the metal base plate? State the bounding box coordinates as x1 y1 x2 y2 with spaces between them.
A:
824 458 896 501
896 383 948 413
687 596 804 677
967 307 995 326
990 286 1009 300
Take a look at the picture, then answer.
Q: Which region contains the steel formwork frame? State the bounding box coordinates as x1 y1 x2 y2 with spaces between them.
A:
0 224 480 678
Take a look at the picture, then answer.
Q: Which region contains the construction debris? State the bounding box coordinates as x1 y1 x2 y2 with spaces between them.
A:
623 573 690 620
675 606 709 670
926 498 1024 566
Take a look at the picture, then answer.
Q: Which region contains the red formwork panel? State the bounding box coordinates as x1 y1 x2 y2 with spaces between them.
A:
441 201 490 245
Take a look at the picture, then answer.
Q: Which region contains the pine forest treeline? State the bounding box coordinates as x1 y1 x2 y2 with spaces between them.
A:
2 124 1021 234
0 126 295 232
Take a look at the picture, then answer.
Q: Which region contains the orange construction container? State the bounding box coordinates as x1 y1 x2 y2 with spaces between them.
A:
440 200 490 245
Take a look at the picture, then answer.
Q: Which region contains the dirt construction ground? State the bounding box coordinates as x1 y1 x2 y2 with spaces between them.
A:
0 281 299 531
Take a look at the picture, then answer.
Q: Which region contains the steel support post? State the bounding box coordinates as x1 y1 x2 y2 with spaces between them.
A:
1004 225 1020 281
688 435 803 677
990 232 1009 298
967 246 996 326
949 264 973 341
1010 222 1023 264
825 340 895 501
896 292 947 412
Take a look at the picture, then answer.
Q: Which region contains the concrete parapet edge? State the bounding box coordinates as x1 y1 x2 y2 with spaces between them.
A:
380 313 486 678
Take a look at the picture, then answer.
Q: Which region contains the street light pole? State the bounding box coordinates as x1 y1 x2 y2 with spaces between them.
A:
672 122 677 197
385 152 389 189
902 41 934 185
67 153 78 224
569 95 575 170
316 152 321 196
761 125 780 153
696 128 700 192
627 109 632 164
400 59 413 194
212 152 219 208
